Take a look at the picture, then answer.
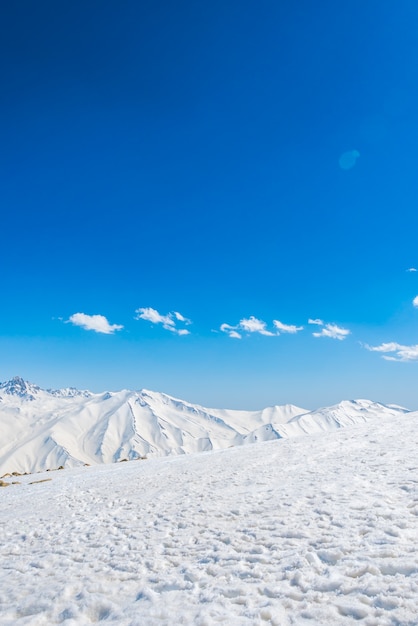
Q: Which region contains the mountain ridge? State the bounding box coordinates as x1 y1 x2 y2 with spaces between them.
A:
0 377 411 474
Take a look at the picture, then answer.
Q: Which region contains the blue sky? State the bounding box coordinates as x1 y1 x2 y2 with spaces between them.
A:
1 0 418 409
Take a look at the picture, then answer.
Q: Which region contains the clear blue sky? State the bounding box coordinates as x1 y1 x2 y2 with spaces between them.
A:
1 0 418 409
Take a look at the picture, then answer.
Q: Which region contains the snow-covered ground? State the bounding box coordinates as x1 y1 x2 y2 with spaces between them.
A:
1 409 418 625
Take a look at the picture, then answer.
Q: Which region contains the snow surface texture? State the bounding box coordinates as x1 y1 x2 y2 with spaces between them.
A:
0 377 410 474
1 410 418 625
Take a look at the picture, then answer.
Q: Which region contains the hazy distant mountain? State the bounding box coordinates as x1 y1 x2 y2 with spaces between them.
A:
0 377 410 474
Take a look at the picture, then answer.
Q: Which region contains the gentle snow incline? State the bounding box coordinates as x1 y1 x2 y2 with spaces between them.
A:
1 411 418 625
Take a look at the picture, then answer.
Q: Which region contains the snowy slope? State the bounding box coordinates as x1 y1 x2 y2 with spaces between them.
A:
274 399 411 438
1 409 418 625
0 377 410 474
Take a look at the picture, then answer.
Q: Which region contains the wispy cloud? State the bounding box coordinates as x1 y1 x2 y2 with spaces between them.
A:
240 317 275 336
407 268 417 272
173 311 192 324
136 308 175 329
308 318 324 326
220 323 242 339
413 296 418 308
273 320 304 334
312 323 350 340
176 329 190 336
135 307 191 335
220 316 303 338
365 342 418 362
220 316 275 338
68 313 123 335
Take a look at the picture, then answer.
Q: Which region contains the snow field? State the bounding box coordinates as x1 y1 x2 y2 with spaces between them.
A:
1 411 418 625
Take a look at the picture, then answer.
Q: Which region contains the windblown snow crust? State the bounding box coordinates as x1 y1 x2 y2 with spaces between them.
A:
1 410 418 624
0 377 410 474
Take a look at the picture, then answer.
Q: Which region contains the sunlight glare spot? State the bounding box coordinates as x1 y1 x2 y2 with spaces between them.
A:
339 150 360 170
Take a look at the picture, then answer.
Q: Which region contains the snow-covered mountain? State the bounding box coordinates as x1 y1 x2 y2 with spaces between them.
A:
0 376 410 474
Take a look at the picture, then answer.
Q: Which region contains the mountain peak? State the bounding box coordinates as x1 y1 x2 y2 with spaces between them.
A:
0 376 40 400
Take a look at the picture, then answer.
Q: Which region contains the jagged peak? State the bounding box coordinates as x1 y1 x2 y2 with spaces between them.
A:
0 377 94 400
46 387 92 398
0 376 40 400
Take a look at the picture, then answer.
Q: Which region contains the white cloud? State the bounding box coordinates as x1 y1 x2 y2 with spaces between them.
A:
365 342 401 353
173 311 191 324
273 320 304 334
136 307 174 330
239 316 275 336
221 316 303 338
308 318 324 326
413 296 418 308
176 329 191 336
68 313 123 335
312 323 350 340
135 307 191 336
220 323 242 339
220 323 235 332
365 342 418 362
407 268 417 272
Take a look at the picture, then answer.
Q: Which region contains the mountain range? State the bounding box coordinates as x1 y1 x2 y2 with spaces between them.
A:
0 376 411 474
